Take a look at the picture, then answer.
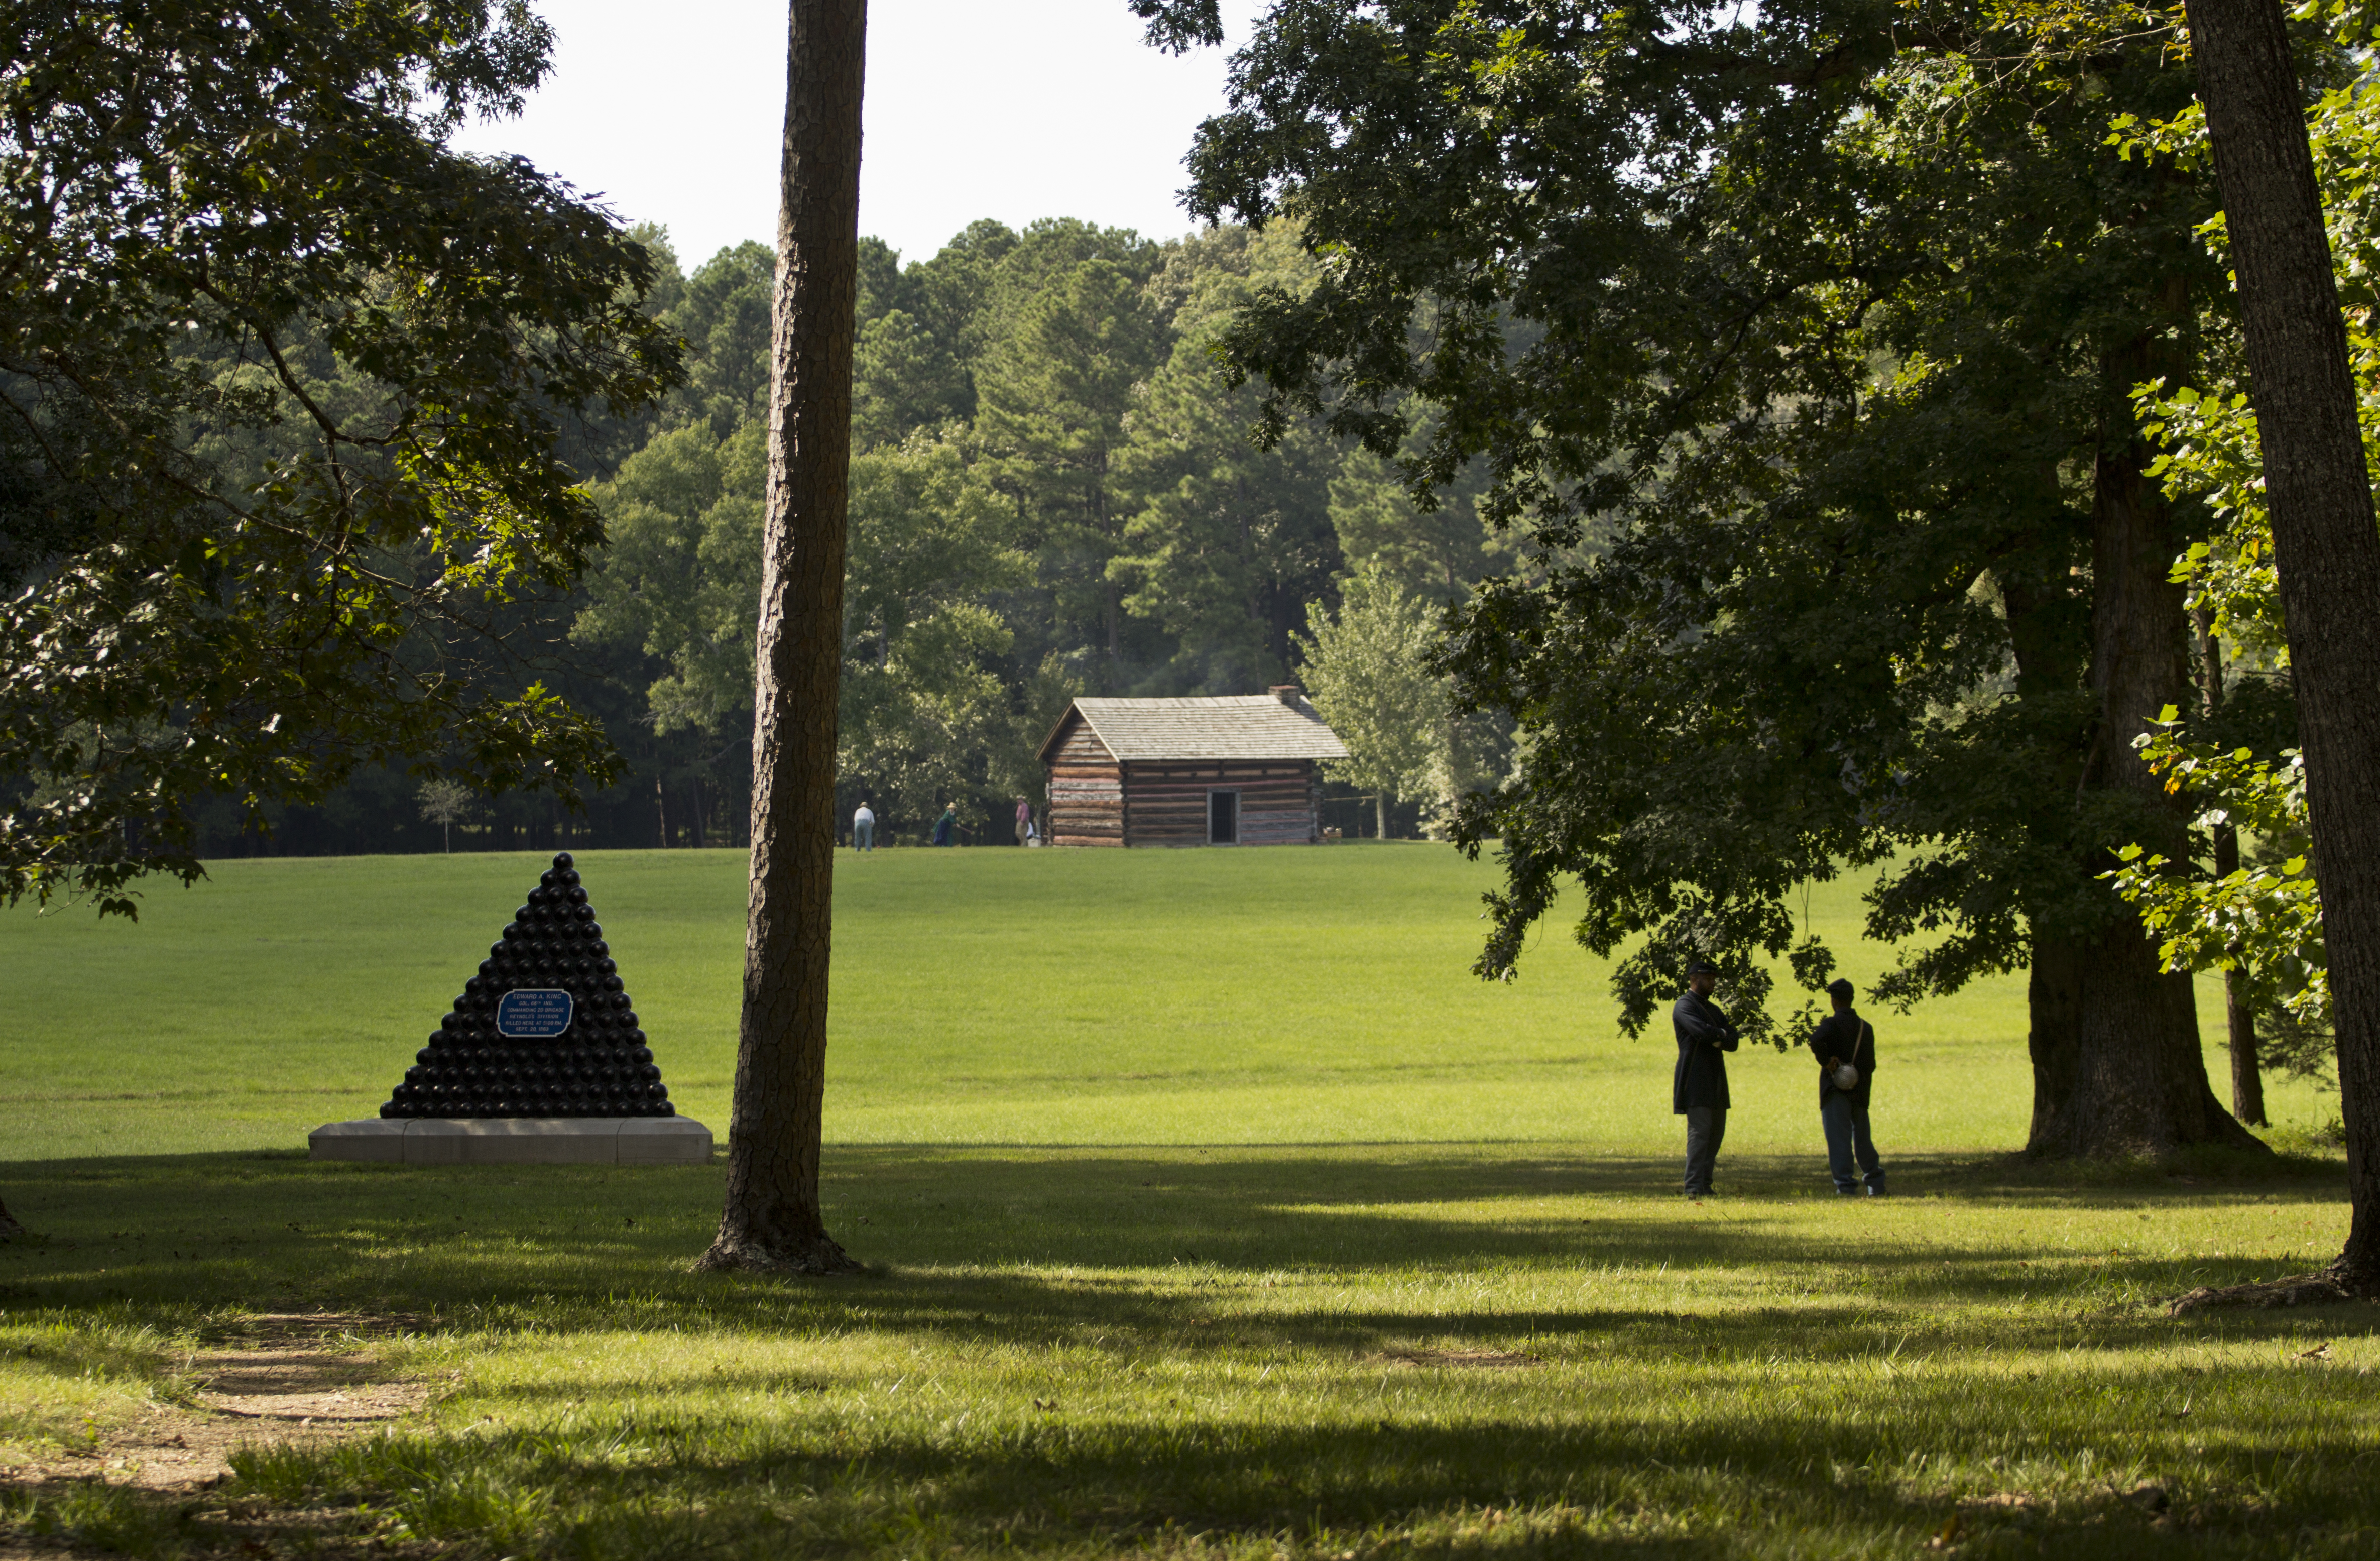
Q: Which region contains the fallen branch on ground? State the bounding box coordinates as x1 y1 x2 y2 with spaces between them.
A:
2168 1269 2354 1314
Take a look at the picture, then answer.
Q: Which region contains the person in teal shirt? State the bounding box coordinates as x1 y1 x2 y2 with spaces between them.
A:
932 804 957 846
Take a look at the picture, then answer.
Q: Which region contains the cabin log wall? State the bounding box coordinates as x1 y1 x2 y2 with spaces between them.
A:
1046 713 1124 846
1118 762 1318 847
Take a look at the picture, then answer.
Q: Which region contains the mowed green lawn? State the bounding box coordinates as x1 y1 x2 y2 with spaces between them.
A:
0 843 2344 1159
1 845 2372 1560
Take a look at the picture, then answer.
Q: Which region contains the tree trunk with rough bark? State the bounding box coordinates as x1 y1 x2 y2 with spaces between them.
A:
2188 0 2380 1290
2024 918 2257 1155
698 0 866 1277
2015 429 2266 1156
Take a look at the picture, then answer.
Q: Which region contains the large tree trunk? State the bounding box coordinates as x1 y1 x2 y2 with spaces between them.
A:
2189 0 2380 1290
698 0 866 1276
2026 918 2260 1155
2015 405 2265 1156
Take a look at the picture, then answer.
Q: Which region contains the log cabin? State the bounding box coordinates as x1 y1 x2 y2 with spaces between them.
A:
1038 686 1349 848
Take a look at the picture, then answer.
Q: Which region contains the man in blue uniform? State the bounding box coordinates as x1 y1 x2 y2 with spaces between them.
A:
1673 958 1740 1198
1807 977 1885 1196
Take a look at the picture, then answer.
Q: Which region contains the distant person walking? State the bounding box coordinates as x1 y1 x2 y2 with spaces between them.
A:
1014 795 1034 845
1808 977 1885 1196
1672 958 1740 1199
932 803 957 847
853 800 875 852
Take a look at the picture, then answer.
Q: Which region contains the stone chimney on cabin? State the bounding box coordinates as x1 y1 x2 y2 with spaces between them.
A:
1269 684 1302 706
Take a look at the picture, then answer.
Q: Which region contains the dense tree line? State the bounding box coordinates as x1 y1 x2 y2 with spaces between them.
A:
202 214 1524 857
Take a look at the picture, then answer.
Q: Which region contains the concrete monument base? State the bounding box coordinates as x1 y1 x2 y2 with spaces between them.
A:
309 1116 712 1166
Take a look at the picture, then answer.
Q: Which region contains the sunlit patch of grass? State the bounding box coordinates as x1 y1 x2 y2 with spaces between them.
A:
0 846 2343 1160
0 1314 195 1465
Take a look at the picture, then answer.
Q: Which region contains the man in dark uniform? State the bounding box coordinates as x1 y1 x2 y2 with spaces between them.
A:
1673 959 1740 1198
1807 977 1885 1196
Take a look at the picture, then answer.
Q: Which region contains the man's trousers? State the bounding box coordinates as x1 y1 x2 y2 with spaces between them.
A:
1820 1095 1884 1194
1683 1105 1726 1196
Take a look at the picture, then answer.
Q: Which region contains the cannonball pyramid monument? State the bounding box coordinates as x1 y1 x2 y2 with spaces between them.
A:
309 851 711 1165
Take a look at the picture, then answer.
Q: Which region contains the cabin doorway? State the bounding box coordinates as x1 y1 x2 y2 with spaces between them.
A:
1207 789 1239 845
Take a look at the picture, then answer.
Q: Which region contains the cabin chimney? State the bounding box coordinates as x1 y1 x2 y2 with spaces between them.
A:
1269 684 1302 706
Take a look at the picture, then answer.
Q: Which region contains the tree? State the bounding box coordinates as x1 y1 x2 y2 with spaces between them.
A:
697 0 866 1276
2165 0 2380 1285
575 420 767 737
1328 445 1495 606
977 258 1168 678
416 779 477 853
1297 566 1446 840
1113 271 1342 691
839 439 1036 828
1 0 681 916
1167 0 2317 1155
670 242 778 437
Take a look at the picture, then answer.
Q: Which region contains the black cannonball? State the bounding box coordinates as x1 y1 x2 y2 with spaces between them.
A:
553 850 573 870
634 1045 653 1065
478 959 496 978
561 867 580 886
416 1047 434 1066
380 1102 398 1119
591 940 609 958
572 903 593 923
599 958 618 976
629 1026 646 1045
566 885 588 906
585 922 603 941
502 923 522 942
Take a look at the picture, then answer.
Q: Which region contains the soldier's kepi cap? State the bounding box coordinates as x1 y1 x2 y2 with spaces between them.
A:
1685 959 1720 976
1826 978 1854 999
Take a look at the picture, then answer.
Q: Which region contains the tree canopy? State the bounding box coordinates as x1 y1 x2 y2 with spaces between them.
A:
0 0 681 913
1161 0 2359 1152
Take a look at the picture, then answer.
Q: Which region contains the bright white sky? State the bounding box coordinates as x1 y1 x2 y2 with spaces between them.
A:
450 1 1254 271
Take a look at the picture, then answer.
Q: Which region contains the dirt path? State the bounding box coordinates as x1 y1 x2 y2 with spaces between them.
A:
17 1312 431 1496
2 1312 438 1555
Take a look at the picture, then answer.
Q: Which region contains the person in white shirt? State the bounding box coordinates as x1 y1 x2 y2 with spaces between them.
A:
853 801 875 852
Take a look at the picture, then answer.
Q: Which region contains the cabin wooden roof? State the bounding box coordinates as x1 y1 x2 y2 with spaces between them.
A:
1037 696 1350 764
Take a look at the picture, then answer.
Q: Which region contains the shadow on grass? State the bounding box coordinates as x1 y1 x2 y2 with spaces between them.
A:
0 1146 2358 1356
215 1370 2380 1561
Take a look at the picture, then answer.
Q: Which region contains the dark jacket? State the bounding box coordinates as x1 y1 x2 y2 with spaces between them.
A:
1672 989 1740 1113
1807 1008 1876 1109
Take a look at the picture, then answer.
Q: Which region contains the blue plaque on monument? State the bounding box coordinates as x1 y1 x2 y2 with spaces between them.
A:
497 988 574 1038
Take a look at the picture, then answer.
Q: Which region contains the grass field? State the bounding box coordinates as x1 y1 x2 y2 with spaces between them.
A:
1 845 2373 1559
0 844 2346 1160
